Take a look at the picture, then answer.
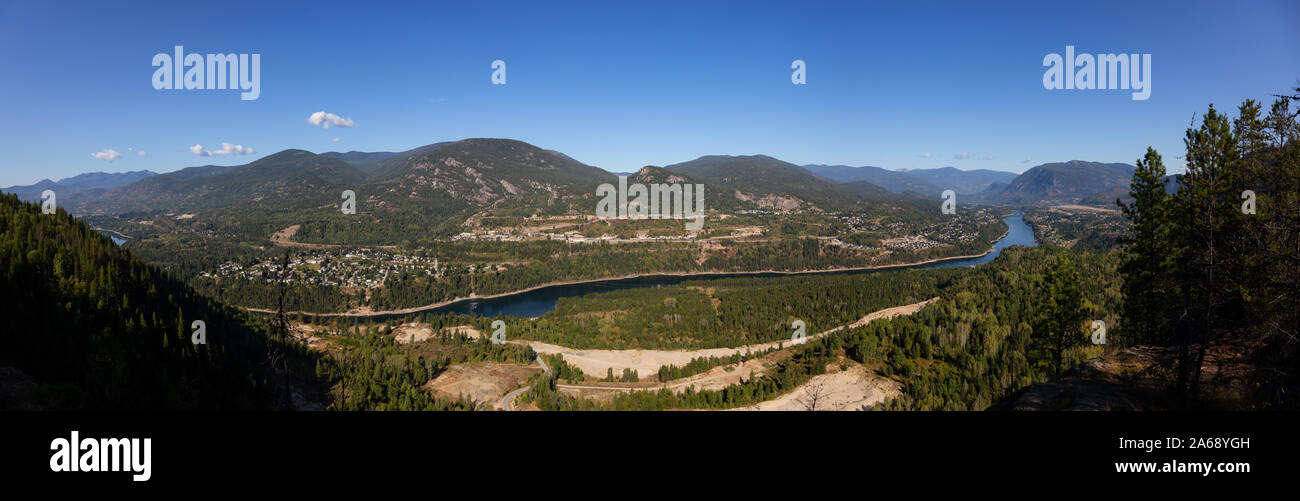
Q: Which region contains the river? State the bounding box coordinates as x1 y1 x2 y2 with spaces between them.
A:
96 229 128 246
415 212 1038 319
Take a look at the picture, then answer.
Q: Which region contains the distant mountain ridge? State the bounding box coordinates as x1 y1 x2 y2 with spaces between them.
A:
901 167 1019 194
802 164 940 195
665 154 901 211
985 160 1136 204
16 146 1148 223
76 150 366 214
2 170 157 203
320 141 453 178
801 164 1017 195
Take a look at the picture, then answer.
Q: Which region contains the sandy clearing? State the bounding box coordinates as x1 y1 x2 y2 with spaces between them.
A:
555 355 775 394
289 323 330 351
527 297 937 378
393 323 484 344
392 322 435 344
1054 204 1121 214
733 362 900 411
424 362 540 410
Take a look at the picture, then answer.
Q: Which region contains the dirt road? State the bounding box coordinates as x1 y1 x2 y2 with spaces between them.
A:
525 297 938 379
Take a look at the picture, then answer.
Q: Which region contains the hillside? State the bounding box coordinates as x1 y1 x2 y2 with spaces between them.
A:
374 138 614 208
76 150 366 214
321 141 453 178
0 193 307 409
624 165 736 212
665 154 895 211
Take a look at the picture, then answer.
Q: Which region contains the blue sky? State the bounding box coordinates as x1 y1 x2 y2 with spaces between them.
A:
1 0 1297 186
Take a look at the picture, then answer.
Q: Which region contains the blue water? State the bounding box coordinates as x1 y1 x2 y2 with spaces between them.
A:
96 230 127 246
914 211 1037 269
416 212 1037 319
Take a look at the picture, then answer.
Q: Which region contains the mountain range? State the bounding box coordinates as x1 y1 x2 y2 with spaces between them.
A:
2 170 157 204
802 164 1017 196
3 141 1144 237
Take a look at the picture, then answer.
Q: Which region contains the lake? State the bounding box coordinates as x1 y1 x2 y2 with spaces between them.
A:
419 212 1038 319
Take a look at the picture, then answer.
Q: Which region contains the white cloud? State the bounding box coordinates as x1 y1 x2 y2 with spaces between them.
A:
1022 157 1032 163
91 149 122 162
953 152 971 160
190 142 255 157
919 153 932 158
306 111 356 129
332 137 340 143
136 151 147 157
981 155 994 160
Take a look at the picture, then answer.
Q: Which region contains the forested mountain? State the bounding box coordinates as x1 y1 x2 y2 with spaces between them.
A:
665 154 898 211
67 141 922 228
2 170 157 203
620 165 740 213
320 141 453 178
0 193 302 409
75 150 366 214
370 138 615 209
60 139 613 245
987 160 1136 204
0 179 60 203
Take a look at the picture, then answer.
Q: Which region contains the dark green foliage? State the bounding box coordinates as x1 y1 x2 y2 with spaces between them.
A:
510 268 956 349
0 193 290 409
1118 91 1300 407
875 246 1119 410
1032 253 1087 375
1117 148 1174 346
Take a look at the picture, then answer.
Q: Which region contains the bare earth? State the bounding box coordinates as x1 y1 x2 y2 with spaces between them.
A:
1054 204 1121 214
732 362 900 411
289 323 330 351
392 322 435 344
424 362 541 410
556 355 777 395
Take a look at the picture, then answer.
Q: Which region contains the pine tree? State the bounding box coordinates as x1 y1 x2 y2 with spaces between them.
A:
1118 147 1174 346
1034 252 1086 376
1171 105 1241 399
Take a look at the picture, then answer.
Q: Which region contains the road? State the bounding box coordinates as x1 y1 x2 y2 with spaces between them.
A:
501 350 552 411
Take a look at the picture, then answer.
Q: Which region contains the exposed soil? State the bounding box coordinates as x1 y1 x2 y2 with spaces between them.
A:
424 362 540 410
733 362 900 411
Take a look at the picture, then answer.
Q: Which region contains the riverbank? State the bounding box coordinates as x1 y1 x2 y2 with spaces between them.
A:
243 215 1024 318
243 245 994 318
